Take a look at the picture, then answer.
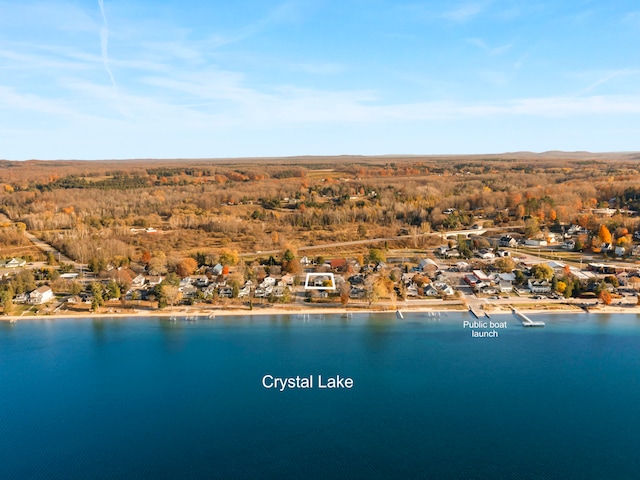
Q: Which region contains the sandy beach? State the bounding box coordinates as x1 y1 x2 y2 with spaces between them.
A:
2 301 640 322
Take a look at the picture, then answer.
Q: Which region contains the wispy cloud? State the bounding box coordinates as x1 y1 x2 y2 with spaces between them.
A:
623 10 640 25
442 2 487 23
293 62 347 75
467 38 513 56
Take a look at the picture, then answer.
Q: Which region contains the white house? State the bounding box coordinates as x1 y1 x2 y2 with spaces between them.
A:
424 285 439 296
525 239 547 247
478 250 495 260
260 276 277 288
29 286 54 304
499 236 517 248
1 257 27 268
528 279 551 293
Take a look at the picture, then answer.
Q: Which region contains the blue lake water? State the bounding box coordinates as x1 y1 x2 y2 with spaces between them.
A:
1 312 640 479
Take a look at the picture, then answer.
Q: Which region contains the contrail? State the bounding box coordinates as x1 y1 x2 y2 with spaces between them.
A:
574 69 629 98
97 0 126 114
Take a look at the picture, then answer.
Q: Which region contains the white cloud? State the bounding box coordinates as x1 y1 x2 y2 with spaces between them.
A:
442 2 487 22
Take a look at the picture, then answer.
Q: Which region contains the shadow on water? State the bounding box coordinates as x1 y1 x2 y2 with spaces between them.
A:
91 318 107 344
158 318 187 352
362 314 397 351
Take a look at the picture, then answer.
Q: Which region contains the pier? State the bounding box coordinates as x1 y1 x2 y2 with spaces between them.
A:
512 308 545 327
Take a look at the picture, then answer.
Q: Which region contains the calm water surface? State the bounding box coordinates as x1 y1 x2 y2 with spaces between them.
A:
1 312 640 479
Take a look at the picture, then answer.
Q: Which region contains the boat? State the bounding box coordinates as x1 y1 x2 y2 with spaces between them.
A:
396 309 404 319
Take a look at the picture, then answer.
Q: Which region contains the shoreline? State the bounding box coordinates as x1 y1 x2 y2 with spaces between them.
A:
2 302 640 322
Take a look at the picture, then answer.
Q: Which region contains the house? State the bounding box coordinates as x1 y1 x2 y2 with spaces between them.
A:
437 284 455 296
472 270 491 282
497 273 516 283
417 258 438 272
499 236 517 248
525 239 547 246
528 279 551 293
300 256 312 266
218 286 233 298
29 285 55 304
146 275 163 286
374 262 386 272
456 262 471 272
464 273 480 286
601 243 614 252
478 250 495 260
203 284 217 297
350 287 366 299
1 257 27 268
545 233 560 244
424 285 439 297
193 275 209 287
211 263 224 276
406 284 419 297
478 285 497 295
180 284 198 298
329 258 348 271
132 274 146 287
14 293 28 303
563 240 575 250
281 274 295 286
66 295 83 304
498 281 513 293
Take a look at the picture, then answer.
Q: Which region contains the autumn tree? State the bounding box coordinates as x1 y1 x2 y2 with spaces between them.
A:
524 218 540 238
598 289 612 305
176 257 198 278
598 225 612 244
161 285 182 310
340 283 351 306
494 257 515 273
148 252 168 275
368 248 386 264
1 288 14 315
530 264 554 281
219 248 239 266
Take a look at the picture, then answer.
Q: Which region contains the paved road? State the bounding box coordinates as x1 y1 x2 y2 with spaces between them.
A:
0 211 85 270
241 226 516 257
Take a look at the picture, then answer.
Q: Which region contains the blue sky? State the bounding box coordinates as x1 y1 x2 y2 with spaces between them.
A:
1 0 639 159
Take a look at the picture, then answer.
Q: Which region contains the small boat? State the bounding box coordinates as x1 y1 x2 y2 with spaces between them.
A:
396 309 404 319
